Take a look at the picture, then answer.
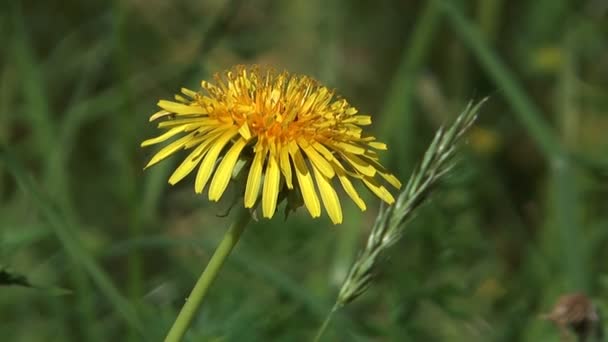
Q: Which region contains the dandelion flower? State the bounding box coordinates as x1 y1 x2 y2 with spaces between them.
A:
141 65 401 224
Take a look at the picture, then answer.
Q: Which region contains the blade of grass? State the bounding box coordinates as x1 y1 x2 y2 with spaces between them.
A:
110 4 143 342
9 4 102 338
46 41 110 218
440 0 563 158
549 32 586 291
377 0 442 177
0 59 13 199
476 0 504 42
0 148 145 336
10 4 54 154
71 263 103 342
442 0 587 293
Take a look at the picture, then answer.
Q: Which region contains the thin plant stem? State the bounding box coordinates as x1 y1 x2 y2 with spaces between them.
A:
313 303 339 342
313 100 483 340
164 206 252 342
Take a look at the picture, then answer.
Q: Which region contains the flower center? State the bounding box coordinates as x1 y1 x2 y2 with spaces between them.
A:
204 71 348 146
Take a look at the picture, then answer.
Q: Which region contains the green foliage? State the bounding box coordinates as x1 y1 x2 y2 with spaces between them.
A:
1 0 607 341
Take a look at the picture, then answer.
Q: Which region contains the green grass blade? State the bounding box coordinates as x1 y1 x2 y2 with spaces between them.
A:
377 0 442 176
0 148 145 336
440 0 562 158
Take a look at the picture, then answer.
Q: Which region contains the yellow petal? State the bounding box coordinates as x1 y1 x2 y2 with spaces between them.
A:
244 147 267 208
158 118 214 129
352 115 372 125
262 153 281 218
333 141 366 155
334 166 366 211
358 153 402 189
168 131 226 185
299 141 335 178
279 147 293 189
194 129 238 193
181 88 197 98
168 139 213 185
362 177 395 204
345 107 358 115
343 127 363 139
141 126 188 147
157 100 206 115
149 110 172 121
208 138 248 201
341 152 376 177
379 171 402 189
368 141 387 150
290 143 321 217
183 126 225 148
144 132 196 169
238 121 252 140
311 142 334 161
174 94 188 103
312 165 342 224
301 92 318 113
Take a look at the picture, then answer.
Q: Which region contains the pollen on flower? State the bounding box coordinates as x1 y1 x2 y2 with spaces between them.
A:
141 65 401 224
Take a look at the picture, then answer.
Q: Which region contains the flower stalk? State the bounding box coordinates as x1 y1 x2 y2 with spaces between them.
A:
164 205 252 342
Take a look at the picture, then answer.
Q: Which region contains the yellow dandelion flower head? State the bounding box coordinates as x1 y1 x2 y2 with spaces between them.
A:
141 65 401 224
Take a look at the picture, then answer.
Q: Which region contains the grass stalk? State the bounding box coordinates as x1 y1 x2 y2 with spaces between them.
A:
110 3 144 341
164 206 252 342
550 31 585 291
313 303 339 342
71 264 102 342
314 100 484 340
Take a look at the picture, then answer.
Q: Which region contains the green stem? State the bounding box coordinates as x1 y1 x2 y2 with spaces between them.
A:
313 303 339 342
164 206 252 342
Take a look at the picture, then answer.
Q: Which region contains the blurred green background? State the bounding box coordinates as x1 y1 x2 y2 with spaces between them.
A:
1 0 608 341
